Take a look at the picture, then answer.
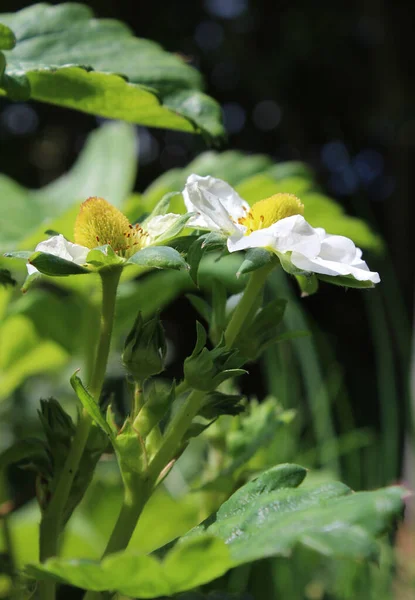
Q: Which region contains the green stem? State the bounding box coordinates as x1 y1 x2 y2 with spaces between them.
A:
90 265 273 572
224 265 273 348
39 268 121 599
175 266 273 397
102 475 152 556
147 389 206 482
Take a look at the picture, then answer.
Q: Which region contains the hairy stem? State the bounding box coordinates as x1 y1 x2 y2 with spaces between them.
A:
93 265 274 571
39 268 121 599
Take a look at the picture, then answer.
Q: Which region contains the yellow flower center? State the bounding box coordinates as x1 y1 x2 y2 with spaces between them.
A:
74 197 148 257
238 193 304 235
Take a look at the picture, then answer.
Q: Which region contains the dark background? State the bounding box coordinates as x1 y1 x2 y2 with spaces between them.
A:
1 0 413 481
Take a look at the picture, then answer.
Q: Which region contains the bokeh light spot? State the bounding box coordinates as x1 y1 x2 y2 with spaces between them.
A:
252 100 281 131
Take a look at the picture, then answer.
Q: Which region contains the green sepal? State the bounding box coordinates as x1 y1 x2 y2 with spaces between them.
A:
21 271 42 293
236 247 277 278
210 279 227 343
70 372 114 440
3 251 32 259
184 325 246 392
153 213 195 244
145 191 181 219
127 246 189 271
133 381 175 439
199 392 245 421
187 232 227 285
86 245 124 268
0 23 16 50
317 273 377 289
295 273 319 296
28 251 89 276
113 418 146 477
234 298 287 361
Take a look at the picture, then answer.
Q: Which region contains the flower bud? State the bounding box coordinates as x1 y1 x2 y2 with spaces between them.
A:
184 323 246 391
122 312 166 382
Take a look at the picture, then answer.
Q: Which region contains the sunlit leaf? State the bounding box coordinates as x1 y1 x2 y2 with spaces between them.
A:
0 3 224 140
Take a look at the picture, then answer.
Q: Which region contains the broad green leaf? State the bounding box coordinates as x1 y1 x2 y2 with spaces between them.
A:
0 3 224 140
70 372 114 439
236 174 312 202
27 535 232 597
127 246 189 271
0 501 103 568
180 465 404 565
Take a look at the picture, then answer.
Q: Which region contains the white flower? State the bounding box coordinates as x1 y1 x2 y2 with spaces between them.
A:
183 174 380 285
27 234 89 275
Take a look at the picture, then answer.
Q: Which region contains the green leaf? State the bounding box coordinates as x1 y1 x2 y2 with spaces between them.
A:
0 501 104 567
70 372 114 440
180 466 404 565
28 251 89 276
0 3 224 140
27 535 232 597
0 23 15 50
127 246 189 271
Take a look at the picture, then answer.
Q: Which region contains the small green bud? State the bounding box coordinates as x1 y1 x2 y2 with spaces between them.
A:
184 323 246 392
133 381 174 439
122 312 166 381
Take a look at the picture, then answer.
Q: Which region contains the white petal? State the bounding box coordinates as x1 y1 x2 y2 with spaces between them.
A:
227 214 322 256
27 235 89 274
291 252 380 283
269 215 322 257
183 174 248 234
145 213 180 239
317 233 357 264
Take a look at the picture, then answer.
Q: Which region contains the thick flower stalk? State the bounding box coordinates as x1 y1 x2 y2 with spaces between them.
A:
183 174 380 286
